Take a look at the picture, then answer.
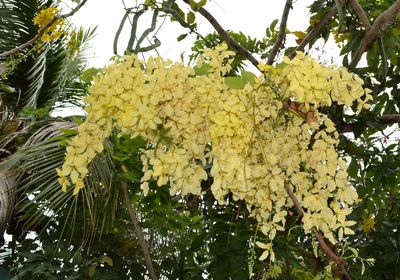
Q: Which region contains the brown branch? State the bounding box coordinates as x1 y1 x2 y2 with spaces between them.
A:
288 4 340 59
121 182 158 280
266 0 293 65
181 0 260 70
349 0 371 28
288 0 349 60
349 0 400 68
340 114 400 133
348 0 388 76
283 181 346 266
0 0 88 58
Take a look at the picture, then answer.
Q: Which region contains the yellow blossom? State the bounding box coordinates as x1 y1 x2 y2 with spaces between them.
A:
57 46 371 262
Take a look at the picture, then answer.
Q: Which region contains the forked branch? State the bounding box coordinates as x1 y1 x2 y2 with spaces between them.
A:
350 0 400 68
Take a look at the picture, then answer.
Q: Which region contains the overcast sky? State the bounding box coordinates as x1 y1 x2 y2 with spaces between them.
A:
70 0 316 67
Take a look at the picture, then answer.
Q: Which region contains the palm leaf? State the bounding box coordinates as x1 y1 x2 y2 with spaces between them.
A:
51 26 98 110
0 119 118 248
0 169 15 243
0 0 95 115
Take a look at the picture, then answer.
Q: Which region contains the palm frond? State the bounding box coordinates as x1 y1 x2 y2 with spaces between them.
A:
0 0 45 114
0 119 118 248
0 0 94 116
52 26 98 111
0 169 15 242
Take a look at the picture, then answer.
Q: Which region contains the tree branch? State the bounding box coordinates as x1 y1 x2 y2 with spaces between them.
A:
288 4 339 59
283 182 346 266
121 182 158 280
266 0 293 65
288 0 350 60
0 0 88 58
340 114 400 133
349 0 400 68
349 0 370 28
181 0 260 70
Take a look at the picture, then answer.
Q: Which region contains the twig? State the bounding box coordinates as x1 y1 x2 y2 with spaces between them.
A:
283 181 346 266
0 0 88 58
267 0 293 65
181 0 260 70
340 114 400 133
121 182 158 280
349 0 400 68
288 4 341 59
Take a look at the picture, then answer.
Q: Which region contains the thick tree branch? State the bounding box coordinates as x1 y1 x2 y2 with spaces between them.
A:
121 182 158 280
349 0 387 77
284 182 346 266
349 0 370 28
0 0 88 58
349 0 400 68
266 0 293 65
181 0 260 70
340 114 400 133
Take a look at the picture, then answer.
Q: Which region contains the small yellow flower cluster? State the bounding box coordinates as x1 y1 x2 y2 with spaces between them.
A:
56 122 106 194
58 44 371 261
274 52 372 113
333 30 351 47
66 30 80 56
362 214 375 233
33 7 65 43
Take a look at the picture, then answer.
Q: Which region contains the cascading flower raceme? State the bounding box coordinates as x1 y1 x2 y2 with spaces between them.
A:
57 44 372 261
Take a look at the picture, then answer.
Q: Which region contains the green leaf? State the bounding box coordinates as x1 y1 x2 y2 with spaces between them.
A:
187 12 195 24
177 33 188 42
160 136 173 148
99 256 114 267
159 127 173 148
189 232 207 252
270 19 279 31
225 76 247 89
189 0 207 11
87 265 97 278
81 67 101 83
112 154 130 162
194 63 210 76
59 128 78 136
241 70 257 87
348 158 358 178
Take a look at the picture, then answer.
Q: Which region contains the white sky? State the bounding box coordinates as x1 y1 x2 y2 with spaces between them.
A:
70 0 316 67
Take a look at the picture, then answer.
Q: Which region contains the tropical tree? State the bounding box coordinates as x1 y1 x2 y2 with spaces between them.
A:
0 0 400 280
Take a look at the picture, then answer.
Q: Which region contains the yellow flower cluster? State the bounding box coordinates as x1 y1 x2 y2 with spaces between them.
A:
362 214 375 233
269 52 372 113
33 7 65 42
58 44 371 261
333 30 351 47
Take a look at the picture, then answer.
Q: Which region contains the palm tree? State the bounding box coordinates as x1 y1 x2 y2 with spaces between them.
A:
0 0 119 252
